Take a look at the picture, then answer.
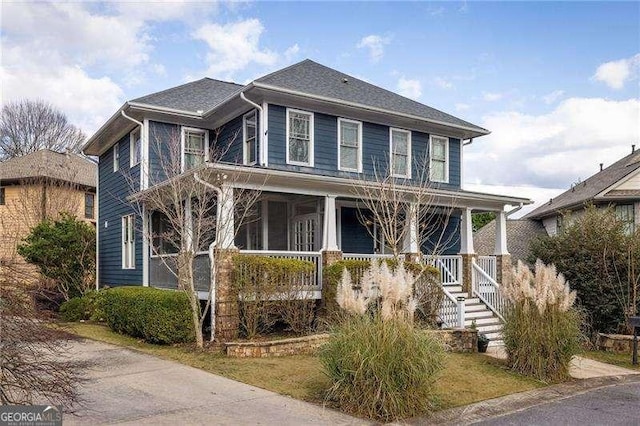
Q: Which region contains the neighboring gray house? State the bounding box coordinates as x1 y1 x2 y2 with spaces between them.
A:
525 146 640 235
475 146 640 265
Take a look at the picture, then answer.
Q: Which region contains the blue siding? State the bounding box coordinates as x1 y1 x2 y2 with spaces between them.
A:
148 121 178 186
340 207 374 253
267 104 461 189
98 134 143 287
420 212 461 255
218 114 244 164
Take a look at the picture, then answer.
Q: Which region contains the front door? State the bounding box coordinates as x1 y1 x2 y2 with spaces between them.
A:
292 213 317 251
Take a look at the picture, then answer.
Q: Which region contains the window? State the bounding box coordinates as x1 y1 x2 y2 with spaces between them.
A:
151 211 178 255
243 110 257 165
390 128 411 178
85 193 95 219
286 109 313 166
615 204 635 235
556 215 564 235
338 118 362 172
0 187 5 205
130 129 141 167
122 215 135 269
182 128 208 171
113 142 120 172
429 135 449 183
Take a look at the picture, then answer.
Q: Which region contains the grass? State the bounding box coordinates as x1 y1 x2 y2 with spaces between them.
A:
583 350 640 371
64 322 543 412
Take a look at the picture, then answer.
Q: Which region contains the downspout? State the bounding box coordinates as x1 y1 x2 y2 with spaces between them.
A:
194 173 223 342
506 203 524 218
239 92 265 166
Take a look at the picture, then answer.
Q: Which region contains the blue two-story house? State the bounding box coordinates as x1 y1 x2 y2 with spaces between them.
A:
83 60 530 341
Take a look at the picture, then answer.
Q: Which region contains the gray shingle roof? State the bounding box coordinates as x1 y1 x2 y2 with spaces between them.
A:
525 149 640 219
131 78 243 113
474 219 547 264
255 60 487 133
0 150 96 188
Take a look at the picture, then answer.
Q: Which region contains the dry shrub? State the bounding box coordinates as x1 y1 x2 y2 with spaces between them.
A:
502 260 582 382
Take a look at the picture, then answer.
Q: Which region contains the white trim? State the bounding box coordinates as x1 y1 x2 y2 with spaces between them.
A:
285 108 314 167
429 134 449 183
460 139 465 190
337 118 363 172
180 126 210 173
141 118 149 190
262 102 269 166
242 109 258 165
95 170 100 290
142 208 149 286
113 142 120 172
252 81 490 136
122 215 136 269
129 128 141 168
261 200 269 250
389 128 412 178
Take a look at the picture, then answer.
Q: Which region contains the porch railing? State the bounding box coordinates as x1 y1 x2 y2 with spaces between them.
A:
238 250 322 290
424 255 462 286
477 256 497 282
149 252 210 292
471 259 506 321
342 253 395 261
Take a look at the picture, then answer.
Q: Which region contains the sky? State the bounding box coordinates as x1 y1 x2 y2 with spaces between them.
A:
2 1 639 216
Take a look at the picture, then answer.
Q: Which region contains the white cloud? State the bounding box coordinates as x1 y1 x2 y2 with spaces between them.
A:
284 44 301 62
465 97 640 190
356 34 391 62
593 53 640 89
455 103 471 111
482 91 504 102
542 90 565 105
434 77 454 89
397 77 422 100
192 19 278 79
464 183 564 219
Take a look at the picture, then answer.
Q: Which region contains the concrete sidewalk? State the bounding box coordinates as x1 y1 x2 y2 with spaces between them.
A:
66 339 367 426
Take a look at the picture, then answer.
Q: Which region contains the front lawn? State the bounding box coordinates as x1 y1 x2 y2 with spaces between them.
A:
583 350 640 371
64 322 543 411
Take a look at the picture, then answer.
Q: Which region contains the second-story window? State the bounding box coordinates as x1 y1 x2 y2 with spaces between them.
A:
286 109 314 166
615 204 635 235
243 110 257 165
130 129 141 167
338 118 362 172
390 128 411 178
113 142 120 172
430 135 449 183
182 128 208 171
85 193 95 219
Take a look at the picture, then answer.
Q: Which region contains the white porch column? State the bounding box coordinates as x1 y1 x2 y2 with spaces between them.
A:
218 184 236 249
322 195 339 251
494 210 509 255
402 203 419 253
459 207 475 254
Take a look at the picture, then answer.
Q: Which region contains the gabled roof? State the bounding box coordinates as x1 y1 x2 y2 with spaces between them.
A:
525 148 640 219
254 60 488 134
474 219 547 264
131 78 244 114
0 150 96 188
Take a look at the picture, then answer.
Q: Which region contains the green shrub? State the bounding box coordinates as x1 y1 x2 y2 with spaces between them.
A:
502 261 582 382
319 314 444 421
59 290 105 322
101 286 194 344
232 255 316 338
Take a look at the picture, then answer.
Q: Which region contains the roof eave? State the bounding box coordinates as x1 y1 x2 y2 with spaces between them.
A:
251 81 490 139
82 102 129 155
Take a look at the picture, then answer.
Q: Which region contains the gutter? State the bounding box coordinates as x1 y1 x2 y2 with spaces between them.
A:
193 173 223 343
506 203 524 218
239 92 265 166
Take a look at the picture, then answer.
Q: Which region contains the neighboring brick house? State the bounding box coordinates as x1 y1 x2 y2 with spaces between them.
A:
475 146 640 265
0 150 97 271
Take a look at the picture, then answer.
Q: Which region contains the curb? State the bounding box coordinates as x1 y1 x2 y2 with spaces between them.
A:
403 374 640 425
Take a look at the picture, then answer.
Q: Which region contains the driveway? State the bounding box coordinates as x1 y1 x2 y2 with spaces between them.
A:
66 339 365 425
472 381 640 425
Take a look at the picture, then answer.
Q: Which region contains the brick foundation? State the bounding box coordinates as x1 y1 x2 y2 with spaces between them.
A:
214 248 240 342
596 333 637 354
429 329 478 353
321 250 342 268
225 334 330 358
404 252 422 263
460 253 476 294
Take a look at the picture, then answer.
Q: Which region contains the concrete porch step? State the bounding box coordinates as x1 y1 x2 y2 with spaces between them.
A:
475 323 503 333
464 316 499 326
465 303 489 312
465 310 495 320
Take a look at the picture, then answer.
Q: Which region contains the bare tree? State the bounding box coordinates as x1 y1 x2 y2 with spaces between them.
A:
350 154 458 260
0 99 86 160
125 126 261 347
0 252 85 409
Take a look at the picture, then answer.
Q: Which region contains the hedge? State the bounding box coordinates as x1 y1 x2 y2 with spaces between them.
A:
321 259 442 325
100 286 194 344
59 290 105 322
